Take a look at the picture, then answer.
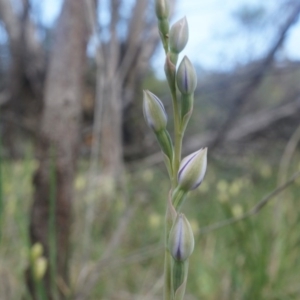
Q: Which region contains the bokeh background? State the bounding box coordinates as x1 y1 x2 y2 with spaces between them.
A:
1 0 300 299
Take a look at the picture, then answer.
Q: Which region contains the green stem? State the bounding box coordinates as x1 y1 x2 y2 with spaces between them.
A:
164 249 172 300
171 90 183 188
0 122 3 245
172 188 187 211
33 276 47 300
163 154 173 181
48 145 57 298
164 202 174 300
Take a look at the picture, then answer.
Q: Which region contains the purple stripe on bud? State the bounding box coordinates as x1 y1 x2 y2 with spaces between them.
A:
184 67 188 92
177 56 197 95
178 151 199 181
178 148 207 191
169 213 194 262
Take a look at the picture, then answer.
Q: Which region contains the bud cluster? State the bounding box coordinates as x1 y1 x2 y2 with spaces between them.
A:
144 2 209 299
30 243 48 281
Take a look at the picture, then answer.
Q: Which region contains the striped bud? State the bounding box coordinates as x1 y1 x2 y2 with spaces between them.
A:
177 56 197 95
143 90 167 133
178 148 207 191
169 17 189 54
168 213 194 262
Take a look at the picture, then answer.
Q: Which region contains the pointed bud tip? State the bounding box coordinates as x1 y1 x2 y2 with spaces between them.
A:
169 16 189 54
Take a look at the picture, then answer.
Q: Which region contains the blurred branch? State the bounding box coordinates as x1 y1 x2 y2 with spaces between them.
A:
209 3 300 150
0 91 10 106
198 170 300 235
117 0 160 92
93 243 161 270
198 63 300 99
76 202 139 300
117 0 148 83
0 0 45 106
1 114 35 132
278 122 300 184
0 0 21 44
80 0 105 265
272 121 300 239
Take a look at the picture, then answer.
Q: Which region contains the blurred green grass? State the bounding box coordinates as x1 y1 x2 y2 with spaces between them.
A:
1 151 300 299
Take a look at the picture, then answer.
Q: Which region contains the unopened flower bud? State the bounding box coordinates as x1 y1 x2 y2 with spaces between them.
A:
33 257 48 281
177 56 197 95
30 243 43 262
169 17 189 54
178 148 207 191
143 90 167 132
169 213 194 262
155 0 169 20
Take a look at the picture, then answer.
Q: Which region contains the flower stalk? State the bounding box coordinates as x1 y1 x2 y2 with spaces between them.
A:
143 2 208 299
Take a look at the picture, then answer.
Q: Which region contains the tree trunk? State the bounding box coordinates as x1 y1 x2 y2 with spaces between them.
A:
28 0 89 298
99 0 123 180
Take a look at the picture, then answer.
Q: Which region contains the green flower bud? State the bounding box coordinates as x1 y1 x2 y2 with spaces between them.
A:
178 148 207 191
33 257 48 281
177 56 197 95
169 17 189 54
143 90 167 132
155 0 169 20
30 242 43 262
168 213 194 262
